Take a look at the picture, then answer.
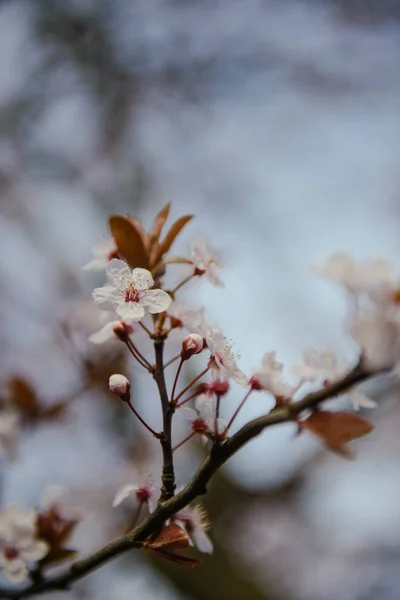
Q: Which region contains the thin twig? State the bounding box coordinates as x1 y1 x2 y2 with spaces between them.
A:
175 390 199 408
171 272 195 294
170 359 184 404
139 321 153 338
225 389 253 433
125 340 152 371
164 354 181 369
172 431 196 452
172 366 210 405
126 400 160 438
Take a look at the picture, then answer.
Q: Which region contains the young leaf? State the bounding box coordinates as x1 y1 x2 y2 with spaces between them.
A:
146 523 190 551
301 410 374 458
148 202 171 249
150 547 201 567
8 377 41 420
108 215 149 269
153 215 193 265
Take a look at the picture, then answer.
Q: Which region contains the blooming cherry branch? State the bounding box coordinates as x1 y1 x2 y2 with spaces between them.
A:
0 207 397 599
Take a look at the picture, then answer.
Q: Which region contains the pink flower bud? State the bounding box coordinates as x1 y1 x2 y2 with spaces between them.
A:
112 321 134 342
109 374 131 400
181 334 204 360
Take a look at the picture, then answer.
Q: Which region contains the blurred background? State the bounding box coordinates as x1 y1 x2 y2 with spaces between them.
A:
1 0 400 598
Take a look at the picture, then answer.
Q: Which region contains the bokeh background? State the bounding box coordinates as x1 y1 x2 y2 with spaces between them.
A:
2 1 400 598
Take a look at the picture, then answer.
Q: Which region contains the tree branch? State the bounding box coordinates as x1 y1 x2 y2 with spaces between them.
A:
0 362 378 599
153 337 176 501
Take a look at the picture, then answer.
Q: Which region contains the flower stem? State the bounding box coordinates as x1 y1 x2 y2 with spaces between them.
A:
164 354 181 369
214 393 222 437
139 321 153 338
172 431 196 452
171 272 195 294
170 359 184 405
126 339 152 371
225 389 253 433
172 366 210 405
175 390 199 408
126 400 160 438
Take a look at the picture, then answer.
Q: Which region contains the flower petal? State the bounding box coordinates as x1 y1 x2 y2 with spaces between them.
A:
113 484 138 508
2 558 28 583
106 259 131 289
191 530 213 554
131 268 154 291
116 302 145 321
142 290 171 313
21 540 49 561
92 286 120 310
195 395 213 420
348 390 378 410
88 322 117 344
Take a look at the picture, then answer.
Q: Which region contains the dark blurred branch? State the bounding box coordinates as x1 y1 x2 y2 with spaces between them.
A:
153 337 176 501
0 361 380 599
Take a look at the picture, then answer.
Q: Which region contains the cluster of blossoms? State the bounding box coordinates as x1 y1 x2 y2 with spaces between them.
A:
0 507 48 583
81 208 400 566
1 205 398 594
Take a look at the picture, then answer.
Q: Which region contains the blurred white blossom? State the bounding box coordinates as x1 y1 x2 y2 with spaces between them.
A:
251 352 295 399
82 237 117 271
190 236 223 287
0 507 48 583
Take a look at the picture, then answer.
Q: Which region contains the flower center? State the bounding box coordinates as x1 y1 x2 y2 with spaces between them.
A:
191 418 209 434
136 487 151 504
124 284 141 303
4 546 19 560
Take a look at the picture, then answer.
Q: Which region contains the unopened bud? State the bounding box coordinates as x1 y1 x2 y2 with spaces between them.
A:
109 374 131 401
181 334 204 360
249 375 263 391
113 321 134 342
208 379 230 396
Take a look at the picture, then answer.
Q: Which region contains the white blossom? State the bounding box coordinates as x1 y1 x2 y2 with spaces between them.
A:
314 252 394 296
190 237 223 287
82 238 117 271
292 348 377 410
206 327 248 386
88 318 134 344
251 352 295 398
0 507 48 583
168 301 207 335
92 259 171 321
173 505 213 554
40 485 81 521
0 410 19 460
113 475 158 513
349 309 400 372
179 394 226 442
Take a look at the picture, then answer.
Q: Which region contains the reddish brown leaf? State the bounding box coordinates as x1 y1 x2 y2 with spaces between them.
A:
8 377 41 419
153 215 193 265
109 215 149 269
302 410 374 458
148 202 171 250
150 547 201 567
40 402 68 421
146 523 190 551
